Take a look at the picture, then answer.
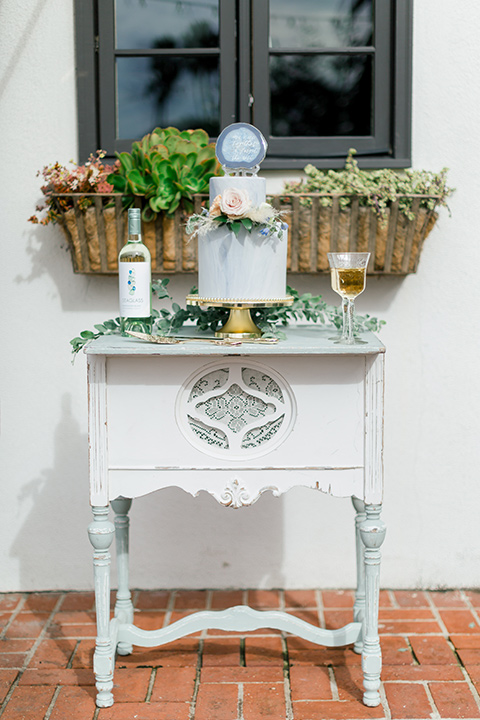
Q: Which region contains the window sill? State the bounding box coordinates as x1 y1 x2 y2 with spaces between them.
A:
262 157 413 171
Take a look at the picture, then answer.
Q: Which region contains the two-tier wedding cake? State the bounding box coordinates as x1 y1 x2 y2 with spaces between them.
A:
187 123 288 301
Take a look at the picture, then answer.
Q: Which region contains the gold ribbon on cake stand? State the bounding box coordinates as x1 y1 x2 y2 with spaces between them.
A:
185 295 294 339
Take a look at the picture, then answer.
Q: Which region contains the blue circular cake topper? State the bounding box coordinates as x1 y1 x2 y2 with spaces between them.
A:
216 123 267 170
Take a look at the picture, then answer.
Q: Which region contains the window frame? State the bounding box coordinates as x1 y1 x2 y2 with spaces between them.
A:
74 0 412 169
96 0 237 153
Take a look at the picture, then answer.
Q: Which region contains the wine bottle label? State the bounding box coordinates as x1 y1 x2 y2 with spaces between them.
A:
119 263 151 317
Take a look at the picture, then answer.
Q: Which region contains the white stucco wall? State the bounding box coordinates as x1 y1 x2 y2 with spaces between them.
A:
1 0 479 592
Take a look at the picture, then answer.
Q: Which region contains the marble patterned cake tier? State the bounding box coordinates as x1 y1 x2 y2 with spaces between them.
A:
198 223 288 301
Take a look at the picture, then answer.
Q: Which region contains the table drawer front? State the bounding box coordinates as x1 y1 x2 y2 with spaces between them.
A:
106 355 365 471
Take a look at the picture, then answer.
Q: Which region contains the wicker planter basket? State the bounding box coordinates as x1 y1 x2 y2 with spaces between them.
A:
274 194 439 275
54 192 439 276
53 194 201 274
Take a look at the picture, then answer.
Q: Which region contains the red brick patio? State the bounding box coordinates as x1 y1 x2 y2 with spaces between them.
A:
1 589 480 719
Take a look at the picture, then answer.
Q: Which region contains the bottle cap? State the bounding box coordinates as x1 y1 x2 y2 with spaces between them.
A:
128 208 141 234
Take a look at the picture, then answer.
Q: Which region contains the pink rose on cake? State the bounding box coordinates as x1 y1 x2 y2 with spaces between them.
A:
219 188 251 218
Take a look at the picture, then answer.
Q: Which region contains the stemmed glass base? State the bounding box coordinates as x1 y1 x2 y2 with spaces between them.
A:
328 300 370 344
334 336 368 345
333 296 368 345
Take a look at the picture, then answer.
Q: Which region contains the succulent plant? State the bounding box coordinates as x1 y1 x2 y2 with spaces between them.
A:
108 126 222 221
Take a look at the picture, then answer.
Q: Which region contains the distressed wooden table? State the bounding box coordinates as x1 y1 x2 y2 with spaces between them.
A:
85 326 386 708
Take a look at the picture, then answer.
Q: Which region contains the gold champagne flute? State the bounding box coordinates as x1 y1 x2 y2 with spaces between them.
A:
327 252 370 345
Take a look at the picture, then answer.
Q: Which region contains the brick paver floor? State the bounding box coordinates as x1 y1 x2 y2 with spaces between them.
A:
1 589 480 719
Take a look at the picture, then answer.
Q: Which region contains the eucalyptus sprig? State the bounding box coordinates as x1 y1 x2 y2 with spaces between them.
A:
70 279 385 356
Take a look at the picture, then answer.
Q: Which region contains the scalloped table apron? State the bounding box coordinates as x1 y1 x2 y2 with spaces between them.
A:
85 325 386 708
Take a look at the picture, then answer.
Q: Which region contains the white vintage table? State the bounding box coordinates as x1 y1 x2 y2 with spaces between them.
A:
85 325 386 708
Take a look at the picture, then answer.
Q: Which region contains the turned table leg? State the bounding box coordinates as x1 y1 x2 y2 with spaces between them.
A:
359 503 386 707
111 497 134 655
88 506 115 708
352 496 366 654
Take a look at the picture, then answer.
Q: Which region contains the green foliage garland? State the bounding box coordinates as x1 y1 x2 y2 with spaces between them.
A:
70 279 385 356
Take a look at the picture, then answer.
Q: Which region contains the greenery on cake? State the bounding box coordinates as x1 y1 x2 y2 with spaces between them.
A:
70 279 385 355
186 187 285 239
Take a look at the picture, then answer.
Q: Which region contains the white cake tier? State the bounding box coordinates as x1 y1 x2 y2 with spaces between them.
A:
209 175 266 206
198 223 288 301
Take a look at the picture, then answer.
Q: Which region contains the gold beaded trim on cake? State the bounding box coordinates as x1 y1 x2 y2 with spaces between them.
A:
186 295 294 308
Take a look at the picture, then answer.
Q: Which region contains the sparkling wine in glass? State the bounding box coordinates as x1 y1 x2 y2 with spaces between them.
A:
327 252 370 344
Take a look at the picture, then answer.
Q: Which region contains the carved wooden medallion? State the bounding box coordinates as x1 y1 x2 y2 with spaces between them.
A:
175 359 296 460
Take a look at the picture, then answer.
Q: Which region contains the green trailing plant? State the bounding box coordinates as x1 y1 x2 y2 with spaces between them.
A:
282 149 454 220
70 279 385 356
107 126 222 221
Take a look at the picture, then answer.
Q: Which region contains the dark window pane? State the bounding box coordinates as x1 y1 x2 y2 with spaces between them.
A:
270 54 372 136
117 56 220 138
269 0 373 49
115 0 219 50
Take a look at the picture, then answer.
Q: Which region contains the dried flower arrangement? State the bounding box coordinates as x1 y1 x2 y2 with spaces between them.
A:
29 151 117 226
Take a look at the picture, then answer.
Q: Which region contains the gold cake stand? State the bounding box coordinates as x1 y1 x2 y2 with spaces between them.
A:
186 295 294 339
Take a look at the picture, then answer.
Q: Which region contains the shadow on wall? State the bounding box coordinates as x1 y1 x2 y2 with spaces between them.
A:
0 0 48 97
22 223 406 318
11 393 92 591
290 272 405 317
18 224 121 314
128 488 286 591
10 393 286 592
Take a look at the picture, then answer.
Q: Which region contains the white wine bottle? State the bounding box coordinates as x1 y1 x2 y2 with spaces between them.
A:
118 208 152 331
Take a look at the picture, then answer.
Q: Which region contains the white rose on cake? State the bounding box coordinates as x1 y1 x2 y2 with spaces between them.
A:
219 188 251 218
